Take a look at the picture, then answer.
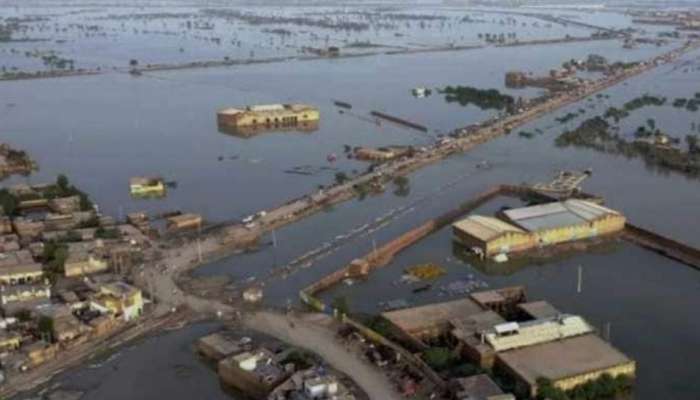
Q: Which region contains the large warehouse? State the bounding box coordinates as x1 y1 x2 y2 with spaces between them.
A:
452 215 536 257
501 199 626 246
453 200 625 258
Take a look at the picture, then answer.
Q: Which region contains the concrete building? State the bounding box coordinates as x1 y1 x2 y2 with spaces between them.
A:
166 213 202 231
0 283 51 315
496 334 636 397
217 104 319 128
129 177 165 197
453 216 535 257
90 282 143 322
0 234 20 252
218 347 287 398
0 331 21 352
64 251 109 278
455 200 625 257
197 332 246 362
484 315 594 352
22 340 57 368
452 374 511 400
47 195 81 215
382 297 485 341
500 200 625 247
0 250 43 285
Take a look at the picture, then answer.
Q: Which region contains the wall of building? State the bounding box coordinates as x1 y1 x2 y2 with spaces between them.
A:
533 214 625 246
485 232 537 256
551 362 636 393
221 108 320 127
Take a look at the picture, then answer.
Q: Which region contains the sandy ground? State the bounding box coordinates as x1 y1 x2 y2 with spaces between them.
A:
244 311 402 400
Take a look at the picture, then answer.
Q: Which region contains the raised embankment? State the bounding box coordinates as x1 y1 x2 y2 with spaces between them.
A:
623 223 700 270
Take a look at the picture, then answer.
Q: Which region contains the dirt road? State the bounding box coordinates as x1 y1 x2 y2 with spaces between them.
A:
245 311 402 400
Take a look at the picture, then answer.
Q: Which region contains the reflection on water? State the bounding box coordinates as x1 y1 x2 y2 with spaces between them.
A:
217 120 320 138
452 240 622 276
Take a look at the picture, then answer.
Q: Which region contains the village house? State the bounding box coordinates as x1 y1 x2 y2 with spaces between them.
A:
0 250 43 286
89 282 143 322
47 195 81 215
0 283 52 315
64 249 109 278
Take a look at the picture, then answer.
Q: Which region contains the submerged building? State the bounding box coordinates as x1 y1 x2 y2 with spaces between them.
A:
500 199 625 246
379 287 634 398
217 104 320 129
453 200 625 257
453 216 536 257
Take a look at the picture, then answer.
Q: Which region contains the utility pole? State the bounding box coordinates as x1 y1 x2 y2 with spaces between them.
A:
577 265 583 294
197 221 203 263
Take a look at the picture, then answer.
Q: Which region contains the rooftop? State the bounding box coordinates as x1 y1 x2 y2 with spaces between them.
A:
382 297 484 335
453 374 504 400
453 216 527 242
502 200 620 232
517 301 560 320
486 315 594 352
496 334 634 385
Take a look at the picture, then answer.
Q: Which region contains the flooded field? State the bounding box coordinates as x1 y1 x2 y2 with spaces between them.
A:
4 2 700 400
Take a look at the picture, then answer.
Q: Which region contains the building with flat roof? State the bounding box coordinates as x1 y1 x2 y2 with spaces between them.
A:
500 199 625 247
64 250 109 278
166 213 202 231
129 177 165 197
90 282 143 322
0 250 43 285
382 297 484 340
452 374 510 400
217 104 319 128
485 315 594 352
197 332 246 362
517 300 560 320
218 347 287 398
496 334 636 397
453 216 536 257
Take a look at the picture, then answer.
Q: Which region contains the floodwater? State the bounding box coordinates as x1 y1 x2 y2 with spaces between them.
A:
28 323 233 400
3 4 700 400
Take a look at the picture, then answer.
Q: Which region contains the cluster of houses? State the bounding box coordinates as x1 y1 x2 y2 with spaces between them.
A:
0 181 147 377
198 332 357 400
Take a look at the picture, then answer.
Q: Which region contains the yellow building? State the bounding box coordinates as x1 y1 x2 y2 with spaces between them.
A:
496 333 635 398
129 177 165 197
217 104 320 128
500 199 626 246
90 282 143 322
453 215 536 257
0 332 21 352
64 251 109 278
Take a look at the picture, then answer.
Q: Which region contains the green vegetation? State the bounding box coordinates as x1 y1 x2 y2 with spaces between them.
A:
14 309 32 322
0 188 19 215
331 296 350 316
281 350 314 370
392 175 410 197
536 374 633 400
421 347 456 371
96 227 121 240
42 241 69 281
334 172 349 184
38 316 54 342
440 85 515 111
43 174 94 211
555 117 700 177
604 94 666 123
556 112 579 124
366 316 394 337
